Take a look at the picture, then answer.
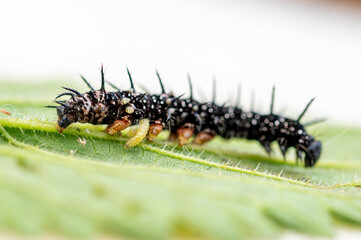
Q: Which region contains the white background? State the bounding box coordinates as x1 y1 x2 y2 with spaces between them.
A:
1 0 361 125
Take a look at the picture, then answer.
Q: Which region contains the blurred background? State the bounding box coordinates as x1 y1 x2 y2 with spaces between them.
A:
1 0 361 125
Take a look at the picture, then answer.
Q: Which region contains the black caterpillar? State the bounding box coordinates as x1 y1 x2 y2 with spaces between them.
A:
49 65 322 167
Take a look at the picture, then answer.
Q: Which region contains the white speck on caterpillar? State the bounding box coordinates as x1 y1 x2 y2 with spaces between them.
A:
125 106 135 114
121 98 131 105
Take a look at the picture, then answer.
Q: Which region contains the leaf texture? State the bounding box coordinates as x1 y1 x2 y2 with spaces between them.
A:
0 81 361 239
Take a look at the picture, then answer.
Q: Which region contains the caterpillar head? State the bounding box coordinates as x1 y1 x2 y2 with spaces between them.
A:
56 103 78 133
304 140 322 167
55 90 109 133
54 66 140 134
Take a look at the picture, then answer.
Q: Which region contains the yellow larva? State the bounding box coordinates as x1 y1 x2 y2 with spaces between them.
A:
124 118 150 149
126 126 138 137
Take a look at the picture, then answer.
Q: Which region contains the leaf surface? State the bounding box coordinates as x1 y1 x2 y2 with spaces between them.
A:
0 81 360 239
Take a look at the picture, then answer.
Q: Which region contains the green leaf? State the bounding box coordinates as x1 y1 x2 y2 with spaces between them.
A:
0 80 361 239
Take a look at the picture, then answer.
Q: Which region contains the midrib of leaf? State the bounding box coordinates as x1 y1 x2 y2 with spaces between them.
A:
0 133 360 204
1 118 361 190
0 117 359 169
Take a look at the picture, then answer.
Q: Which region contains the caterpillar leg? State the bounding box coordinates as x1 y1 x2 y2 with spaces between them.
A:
193 130 216 145
259 138 272 157
176 123 194 146
147 123 163 142
278 138 289 160
125 118 150 148
105 116 132 136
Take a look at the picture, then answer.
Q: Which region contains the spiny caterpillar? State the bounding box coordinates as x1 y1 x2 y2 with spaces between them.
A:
48 65 322 167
